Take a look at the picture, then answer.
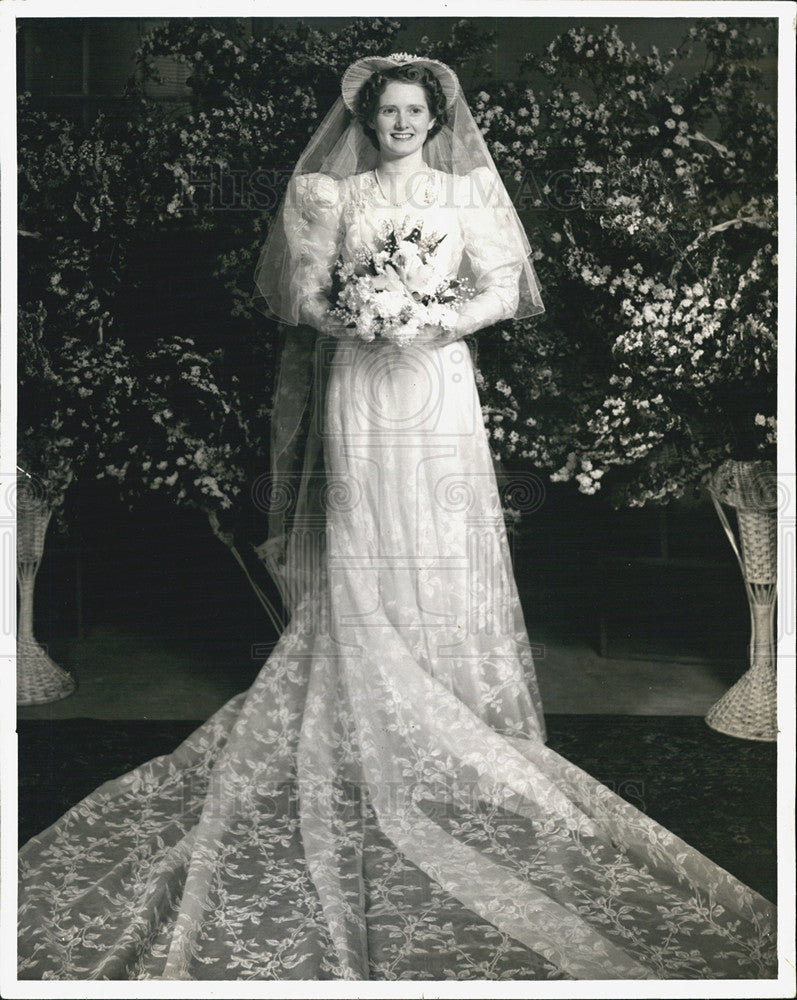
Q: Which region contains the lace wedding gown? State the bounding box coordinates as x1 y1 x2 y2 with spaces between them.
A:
18 169 777 981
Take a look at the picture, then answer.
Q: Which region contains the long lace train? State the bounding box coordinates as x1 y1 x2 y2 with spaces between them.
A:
18 337 777 981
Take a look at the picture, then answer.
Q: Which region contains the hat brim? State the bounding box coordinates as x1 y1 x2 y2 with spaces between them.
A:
341 56 460 112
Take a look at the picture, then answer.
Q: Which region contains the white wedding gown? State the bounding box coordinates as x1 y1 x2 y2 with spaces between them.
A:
18 169 777 981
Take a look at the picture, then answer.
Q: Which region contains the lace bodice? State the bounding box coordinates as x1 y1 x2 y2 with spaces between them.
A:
286 167 526 335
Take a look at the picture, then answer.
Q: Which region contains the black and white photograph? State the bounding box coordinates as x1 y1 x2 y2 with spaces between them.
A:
0 3 794 994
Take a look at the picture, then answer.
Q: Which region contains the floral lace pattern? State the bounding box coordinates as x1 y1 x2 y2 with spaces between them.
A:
18 170 777 982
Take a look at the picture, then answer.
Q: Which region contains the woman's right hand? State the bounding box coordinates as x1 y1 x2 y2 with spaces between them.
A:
300 296 352 338
320 312 354 339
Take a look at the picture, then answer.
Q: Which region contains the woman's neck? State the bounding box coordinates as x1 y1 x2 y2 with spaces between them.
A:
376 151 428 177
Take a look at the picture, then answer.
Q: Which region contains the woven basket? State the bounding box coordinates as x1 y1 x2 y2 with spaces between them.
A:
705 601 777 741
706 461 777 742
710 458 777 511
16 638 77 706
16 494 76 705
736 509 777 585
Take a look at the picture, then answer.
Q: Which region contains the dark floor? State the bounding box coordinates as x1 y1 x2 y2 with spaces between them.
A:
17 621 745 720
19 483 753 720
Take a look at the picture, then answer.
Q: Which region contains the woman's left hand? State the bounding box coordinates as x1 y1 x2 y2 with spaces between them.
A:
434 312 477 345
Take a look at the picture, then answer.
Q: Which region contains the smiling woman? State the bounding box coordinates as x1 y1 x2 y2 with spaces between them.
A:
359 69 442 144
372 81 436 167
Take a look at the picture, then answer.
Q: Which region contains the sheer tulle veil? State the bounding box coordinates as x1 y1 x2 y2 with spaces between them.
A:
252 54 543 612
253 54 543 324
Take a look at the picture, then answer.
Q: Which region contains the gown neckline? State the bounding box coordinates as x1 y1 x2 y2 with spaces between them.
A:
368 168 438 207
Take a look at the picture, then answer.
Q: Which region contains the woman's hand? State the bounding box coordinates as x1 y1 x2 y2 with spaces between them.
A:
321 313 354 339
434 309 479 346
300 296 353 338
434 287 516 345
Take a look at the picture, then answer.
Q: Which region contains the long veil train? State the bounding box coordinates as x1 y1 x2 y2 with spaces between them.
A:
18 332 777 981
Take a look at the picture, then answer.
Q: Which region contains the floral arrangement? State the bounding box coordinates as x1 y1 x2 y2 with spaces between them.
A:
95 337 261 516
329 221 470 346
18 312 141 518
17 96 145 522
17 95 136 349
471 20 777 506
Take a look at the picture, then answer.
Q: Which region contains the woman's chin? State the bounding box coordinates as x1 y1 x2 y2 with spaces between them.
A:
382 141 422 158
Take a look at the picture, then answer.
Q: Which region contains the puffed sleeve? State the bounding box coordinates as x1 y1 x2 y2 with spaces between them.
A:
456 166 527 333
283 173 344 331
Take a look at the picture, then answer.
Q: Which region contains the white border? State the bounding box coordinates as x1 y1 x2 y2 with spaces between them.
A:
0 3 20 999
0 0 794 17
775 7 797 1000
1 3 794 999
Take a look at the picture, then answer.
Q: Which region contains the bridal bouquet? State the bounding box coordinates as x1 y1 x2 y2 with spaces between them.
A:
329 220 470 346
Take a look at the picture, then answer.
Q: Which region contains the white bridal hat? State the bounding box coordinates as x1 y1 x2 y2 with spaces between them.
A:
341 53 461 111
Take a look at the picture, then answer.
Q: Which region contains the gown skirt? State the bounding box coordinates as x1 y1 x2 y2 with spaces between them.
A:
17 335 777 981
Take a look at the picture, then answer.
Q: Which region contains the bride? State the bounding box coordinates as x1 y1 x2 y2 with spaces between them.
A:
18 54 777 982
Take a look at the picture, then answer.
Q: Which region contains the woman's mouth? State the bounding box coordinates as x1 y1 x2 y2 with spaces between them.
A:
392 132 414 141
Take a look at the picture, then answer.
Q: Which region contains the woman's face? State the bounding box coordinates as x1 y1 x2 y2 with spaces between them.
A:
371 81 436 159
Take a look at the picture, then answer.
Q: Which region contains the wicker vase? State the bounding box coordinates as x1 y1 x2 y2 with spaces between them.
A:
16 483 76 705
706 459 777 741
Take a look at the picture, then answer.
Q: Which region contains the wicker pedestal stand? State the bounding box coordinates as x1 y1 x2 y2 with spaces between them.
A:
16 484 76 705
706 460 777 741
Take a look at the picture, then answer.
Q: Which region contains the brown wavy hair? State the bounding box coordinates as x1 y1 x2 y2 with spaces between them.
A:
355 64 449 150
